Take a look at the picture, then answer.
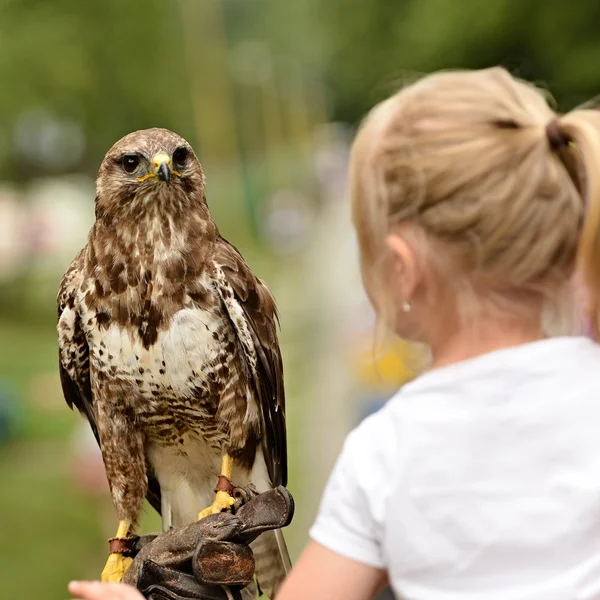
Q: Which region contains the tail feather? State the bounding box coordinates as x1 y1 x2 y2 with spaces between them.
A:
240 581 257 600
251 529 291 599
273 529 291 574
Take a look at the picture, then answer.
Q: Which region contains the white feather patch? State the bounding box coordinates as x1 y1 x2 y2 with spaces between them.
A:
148 434 221 530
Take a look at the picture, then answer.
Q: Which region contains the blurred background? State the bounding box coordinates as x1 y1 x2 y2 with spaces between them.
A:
0 1 598 598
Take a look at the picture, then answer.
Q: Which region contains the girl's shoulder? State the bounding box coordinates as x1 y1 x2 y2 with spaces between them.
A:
392 336 600 404
346 336 600 456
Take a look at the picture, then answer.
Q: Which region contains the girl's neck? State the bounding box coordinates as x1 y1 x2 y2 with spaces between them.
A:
429 317 545 370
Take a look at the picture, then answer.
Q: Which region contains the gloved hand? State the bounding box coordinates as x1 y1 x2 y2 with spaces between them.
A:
121 486 294 600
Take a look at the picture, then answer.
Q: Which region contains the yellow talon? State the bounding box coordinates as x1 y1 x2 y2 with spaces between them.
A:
101 552 133 583
101 519 132 582
197 489 236 520
198 454 236 520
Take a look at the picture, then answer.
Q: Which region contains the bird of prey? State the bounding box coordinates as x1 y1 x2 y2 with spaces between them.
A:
57 128 290 597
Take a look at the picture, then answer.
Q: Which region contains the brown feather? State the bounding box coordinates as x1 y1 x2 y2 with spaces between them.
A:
213 237 287 487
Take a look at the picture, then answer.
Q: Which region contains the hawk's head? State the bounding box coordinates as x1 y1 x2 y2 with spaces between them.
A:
95 128 207 220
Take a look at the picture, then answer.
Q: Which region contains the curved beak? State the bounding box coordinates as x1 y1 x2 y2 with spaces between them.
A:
153 153 171 183
157 161 170 183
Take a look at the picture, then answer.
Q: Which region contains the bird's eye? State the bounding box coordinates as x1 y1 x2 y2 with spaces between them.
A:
173 146 188 169
122 154 140 173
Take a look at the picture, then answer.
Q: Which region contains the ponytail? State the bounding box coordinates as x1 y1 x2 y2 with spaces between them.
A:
559 110 600 339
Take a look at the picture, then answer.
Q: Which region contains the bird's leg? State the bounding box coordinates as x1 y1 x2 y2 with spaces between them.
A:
95 405 147 583
101 520 133 583
198 453 236 519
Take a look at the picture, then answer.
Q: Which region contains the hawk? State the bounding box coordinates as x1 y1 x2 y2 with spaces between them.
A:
57 128 290 597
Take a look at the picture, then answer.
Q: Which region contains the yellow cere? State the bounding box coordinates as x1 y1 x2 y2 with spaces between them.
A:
135 153 181 182
152 152 171 169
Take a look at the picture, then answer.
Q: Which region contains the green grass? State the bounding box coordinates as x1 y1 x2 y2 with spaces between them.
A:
0 442 106 598
0 314 76 440
0 315 104 599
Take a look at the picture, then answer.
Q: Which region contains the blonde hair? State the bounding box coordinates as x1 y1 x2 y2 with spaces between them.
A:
350 67 600 339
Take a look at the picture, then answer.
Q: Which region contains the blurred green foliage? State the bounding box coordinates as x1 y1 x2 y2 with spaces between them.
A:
0 0 599 181
303 0 600 121
0 0 192 178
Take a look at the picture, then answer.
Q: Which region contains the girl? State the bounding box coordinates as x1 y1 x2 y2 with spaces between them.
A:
278 67 600 599
72 67 600 600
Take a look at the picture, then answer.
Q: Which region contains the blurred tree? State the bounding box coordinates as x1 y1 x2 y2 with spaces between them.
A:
0 0 193 179
294 0 600 122
1 0 600 178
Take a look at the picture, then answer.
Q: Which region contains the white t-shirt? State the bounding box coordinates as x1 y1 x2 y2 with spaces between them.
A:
310 337 600 599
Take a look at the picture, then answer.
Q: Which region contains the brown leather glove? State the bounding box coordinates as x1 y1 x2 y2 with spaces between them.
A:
121 486 294 600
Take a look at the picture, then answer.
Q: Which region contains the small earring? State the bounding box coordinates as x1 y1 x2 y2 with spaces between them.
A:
401 300 411 313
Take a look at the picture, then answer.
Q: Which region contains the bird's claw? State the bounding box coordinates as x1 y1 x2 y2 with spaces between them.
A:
101 552 133 582
197 490 236 520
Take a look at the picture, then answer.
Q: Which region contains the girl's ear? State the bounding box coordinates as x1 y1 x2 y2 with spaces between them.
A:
385 231 419 301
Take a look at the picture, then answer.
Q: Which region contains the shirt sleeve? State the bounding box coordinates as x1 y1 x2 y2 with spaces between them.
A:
308 423 386 569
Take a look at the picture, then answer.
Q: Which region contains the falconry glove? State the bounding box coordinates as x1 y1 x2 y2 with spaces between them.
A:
121 486 294 600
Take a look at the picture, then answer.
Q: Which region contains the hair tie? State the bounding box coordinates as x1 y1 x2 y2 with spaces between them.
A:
546 119 569 150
